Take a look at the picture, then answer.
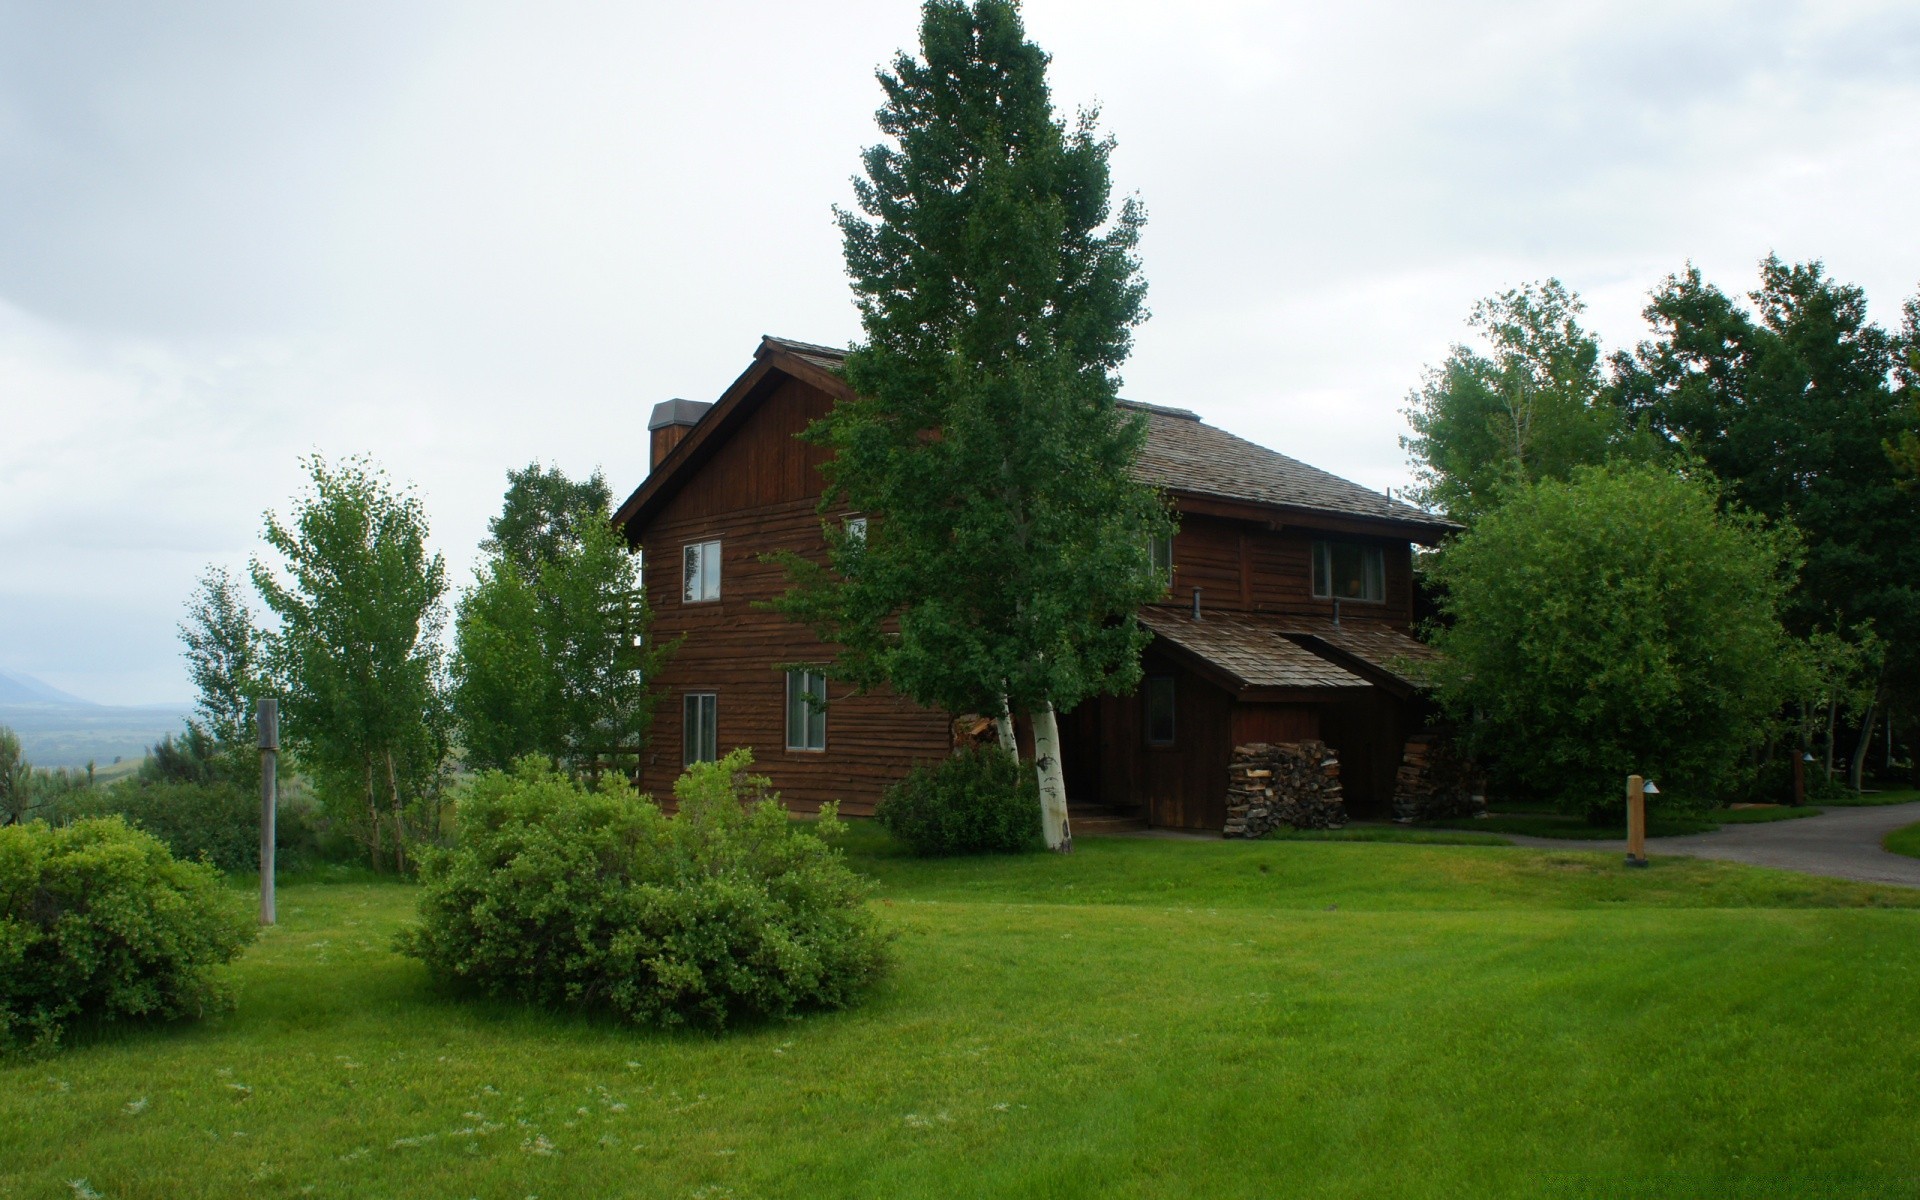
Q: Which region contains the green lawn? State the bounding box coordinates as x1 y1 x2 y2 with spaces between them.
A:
1424 804 1824 841
6 833 1920 1198
1821 786 1920 807
1885 821 1920 860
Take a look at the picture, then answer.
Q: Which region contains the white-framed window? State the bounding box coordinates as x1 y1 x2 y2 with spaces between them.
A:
683 692 717 765
682 539 721 603
844 516 868 544
1148 534 1174 583
1312 541 1385 603
1145 674 1176 746
785 669 827 752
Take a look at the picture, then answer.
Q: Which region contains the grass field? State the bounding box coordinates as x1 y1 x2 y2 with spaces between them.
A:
1821 787 1920 808
1424 803 1825 840
6 831 1920 1198
1885 821 1920 860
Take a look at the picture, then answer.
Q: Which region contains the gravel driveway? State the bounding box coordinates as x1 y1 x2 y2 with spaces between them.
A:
1500 801 1920 888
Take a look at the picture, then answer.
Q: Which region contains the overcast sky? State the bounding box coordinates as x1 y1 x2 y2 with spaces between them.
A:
2 0 1916 705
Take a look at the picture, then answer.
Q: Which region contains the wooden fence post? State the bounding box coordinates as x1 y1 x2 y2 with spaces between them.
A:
1625 773 1647 869
258 698 279 926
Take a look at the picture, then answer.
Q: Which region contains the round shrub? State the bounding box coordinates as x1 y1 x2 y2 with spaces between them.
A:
397 751 888 1030
876 746 1041 856
0 817 257 1051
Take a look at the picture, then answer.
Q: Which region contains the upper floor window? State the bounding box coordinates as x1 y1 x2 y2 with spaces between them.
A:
1148 534 1173 584
845 516 868 544
786 669 827 752
1312 540 1385 603
683 692 717 766
683 539 721 603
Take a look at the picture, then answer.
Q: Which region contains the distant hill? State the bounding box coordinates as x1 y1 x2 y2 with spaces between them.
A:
0 668 189 768
0 666 97 708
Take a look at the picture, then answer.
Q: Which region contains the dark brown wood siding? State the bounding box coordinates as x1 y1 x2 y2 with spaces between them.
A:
1172 513 1414 626
1057 647 1236 831
633 375 949 815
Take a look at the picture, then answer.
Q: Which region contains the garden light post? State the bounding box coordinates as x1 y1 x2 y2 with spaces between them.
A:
259 698 278 926
1625 774 1655 869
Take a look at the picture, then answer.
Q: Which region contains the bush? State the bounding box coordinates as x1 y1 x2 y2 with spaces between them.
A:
1428 464 1796 820
64 781 318 874
876 746 1041 855
0 818 257 1051
397 751 888 1029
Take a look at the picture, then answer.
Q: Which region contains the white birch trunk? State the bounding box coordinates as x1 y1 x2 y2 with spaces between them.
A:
994 694 1018 762
1032 700 1072 853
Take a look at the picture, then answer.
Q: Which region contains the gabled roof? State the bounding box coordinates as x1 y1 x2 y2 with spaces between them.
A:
1136 608 1369 694
614 335 1456 541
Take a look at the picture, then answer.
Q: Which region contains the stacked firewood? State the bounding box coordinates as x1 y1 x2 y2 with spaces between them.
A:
1224 740 1347 837
1390 732 1485 822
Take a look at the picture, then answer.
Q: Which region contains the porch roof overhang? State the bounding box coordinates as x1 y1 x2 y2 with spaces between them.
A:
1136 608 1373 698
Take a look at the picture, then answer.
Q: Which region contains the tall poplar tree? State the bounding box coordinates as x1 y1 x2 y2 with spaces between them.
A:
776 0 1171 850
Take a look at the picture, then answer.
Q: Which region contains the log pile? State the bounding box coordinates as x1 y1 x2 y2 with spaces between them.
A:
1391 732 1484 822
1224 740 1347 837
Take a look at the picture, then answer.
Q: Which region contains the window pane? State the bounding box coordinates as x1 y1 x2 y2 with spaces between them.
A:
808 672 827 749
685 693 717 764
701 694 717 761
789 671 826 750
702 540 721 599
845 517 867 544
1317 542 1384 602
683 543 700 603
1146 675 1175 745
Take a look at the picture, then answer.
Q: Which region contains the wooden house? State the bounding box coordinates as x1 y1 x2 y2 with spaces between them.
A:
613 336 1456 831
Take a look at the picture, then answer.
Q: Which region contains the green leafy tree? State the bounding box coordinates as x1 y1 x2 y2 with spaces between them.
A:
250 455 449 872
0 726 31 826
1402 279 1632 523
452 468 667 777
1428 463 1796 817
175 565 266 777
775 0 1171 849
1611 258 1920 776
481 463 614 579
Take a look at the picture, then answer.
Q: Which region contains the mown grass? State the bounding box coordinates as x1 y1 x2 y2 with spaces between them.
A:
1821 786 1920 808
1425 804 1824 841
1885 821 1920 860
5 834 1920 1198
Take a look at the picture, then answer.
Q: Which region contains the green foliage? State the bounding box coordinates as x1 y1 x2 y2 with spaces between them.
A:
250 454 450 872
876 746 1041 855
1883 820 1920 860
398 751 888 1029
62 780 316 875
1428 464 1797 817
1612 259 1920 709
1402 280 1639 523
451 467 668 775
478 462 614 581
0 817 255 1050
0 727 31 827
179 566 266 755
774 0 1171 722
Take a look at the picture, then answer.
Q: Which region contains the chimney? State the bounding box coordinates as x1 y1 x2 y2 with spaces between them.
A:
649 398 712 470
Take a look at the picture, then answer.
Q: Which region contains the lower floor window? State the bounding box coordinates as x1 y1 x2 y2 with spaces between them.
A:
786 669 827 751
683 692 717 765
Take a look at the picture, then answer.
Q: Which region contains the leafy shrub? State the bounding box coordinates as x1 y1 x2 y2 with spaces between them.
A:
398 751 888 1029
0 818 257 1051
64 781 318 874
876 746 1041 855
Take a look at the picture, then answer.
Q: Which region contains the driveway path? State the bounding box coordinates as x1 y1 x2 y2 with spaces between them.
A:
1500 801 1920 888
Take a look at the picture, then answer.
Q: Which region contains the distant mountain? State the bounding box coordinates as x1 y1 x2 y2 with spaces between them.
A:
0 667 98 708
0 670 191 767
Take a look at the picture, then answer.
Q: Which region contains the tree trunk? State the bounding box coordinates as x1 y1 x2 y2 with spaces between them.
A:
364 757 383 869
1849 699 1877 794
1825 700 1838 783
994 692 1018 762
386 748 409 875
1032 701 1072 854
